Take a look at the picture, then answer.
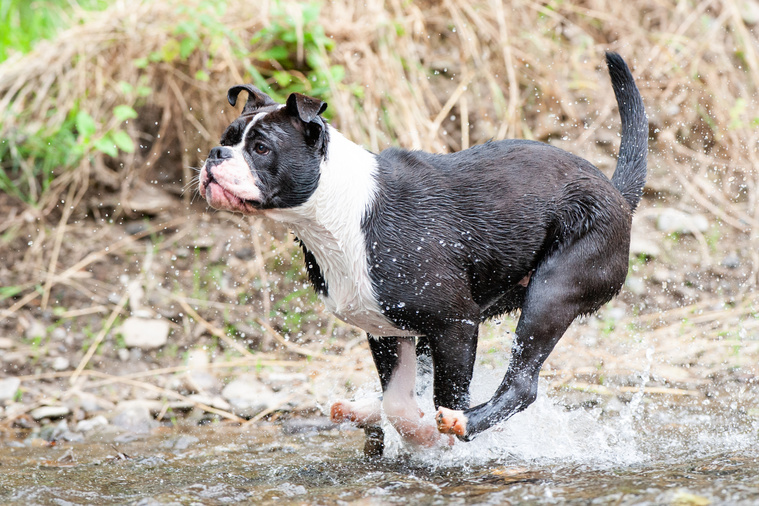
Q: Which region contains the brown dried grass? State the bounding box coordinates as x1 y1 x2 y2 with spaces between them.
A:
1 0 758 314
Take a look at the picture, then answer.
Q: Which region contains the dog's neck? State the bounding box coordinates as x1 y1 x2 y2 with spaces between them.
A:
266 126 377 229
266 126 410 335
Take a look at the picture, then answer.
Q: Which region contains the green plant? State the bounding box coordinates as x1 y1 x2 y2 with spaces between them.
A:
0 0 108 62
247 2 343 103
0 102 137 205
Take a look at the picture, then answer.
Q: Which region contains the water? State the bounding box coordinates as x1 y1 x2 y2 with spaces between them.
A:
2 391 758 505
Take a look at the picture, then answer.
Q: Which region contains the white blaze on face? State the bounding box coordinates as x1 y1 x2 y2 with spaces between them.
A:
199 113 266 214
268 126 419 337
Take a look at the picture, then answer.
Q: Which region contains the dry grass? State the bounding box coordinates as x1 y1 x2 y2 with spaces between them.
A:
1 0 758 421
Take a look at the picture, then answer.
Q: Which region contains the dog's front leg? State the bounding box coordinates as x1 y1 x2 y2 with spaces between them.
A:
357 336 451 449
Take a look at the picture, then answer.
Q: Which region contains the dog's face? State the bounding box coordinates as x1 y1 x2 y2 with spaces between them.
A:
199 85 329 215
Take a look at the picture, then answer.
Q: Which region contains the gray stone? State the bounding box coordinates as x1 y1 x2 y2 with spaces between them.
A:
75 415 109 432
656 208 709 235
629 235 661 259
51 356 70 371
121 317 170 350
222 374 280 417
30 405 71 420
25 320 47 340
161 434 199 452
0 377 20 402
111 400 159 433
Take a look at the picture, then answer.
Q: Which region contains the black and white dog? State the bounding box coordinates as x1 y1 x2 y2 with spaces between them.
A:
199 52 647 452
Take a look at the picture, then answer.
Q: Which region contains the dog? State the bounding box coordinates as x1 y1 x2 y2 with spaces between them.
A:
199 52 647 455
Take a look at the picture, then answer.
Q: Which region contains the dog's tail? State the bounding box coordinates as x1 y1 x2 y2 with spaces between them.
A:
606 52 648 212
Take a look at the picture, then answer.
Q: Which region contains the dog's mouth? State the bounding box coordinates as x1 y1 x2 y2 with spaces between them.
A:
200 164 263 214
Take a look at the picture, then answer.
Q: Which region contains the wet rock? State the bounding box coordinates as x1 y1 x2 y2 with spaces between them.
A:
111 400 159 433
24 319 47 340
721 253 741 269
281 417 337 435
50 327 67 341
30 405 71 420
67 391 115 414
125 221 149 236
0 377 20 402
2 351 29 373
75 415 109 433
187 394 232 412
629 234 661 259
234 247 254 261
121 317 170 350
655 208 709 235
222 374 280 417
51 356 70 371
184 371 222 395
625 275 646 296
161 434 199 452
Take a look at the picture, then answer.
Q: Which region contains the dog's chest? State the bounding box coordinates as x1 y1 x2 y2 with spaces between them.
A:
291 222 418 337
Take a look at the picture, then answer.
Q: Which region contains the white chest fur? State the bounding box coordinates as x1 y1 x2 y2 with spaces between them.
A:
267 127 419 337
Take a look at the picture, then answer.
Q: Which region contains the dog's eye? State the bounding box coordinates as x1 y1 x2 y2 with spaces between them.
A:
254 143 270 155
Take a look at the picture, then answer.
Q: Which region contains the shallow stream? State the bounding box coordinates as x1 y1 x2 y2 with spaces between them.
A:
2 390 758 505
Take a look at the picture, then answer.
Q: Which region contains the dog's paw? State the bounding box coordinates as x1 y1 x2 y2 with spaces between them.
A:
330 401 354 423
330 399 381 427
435 407 468 437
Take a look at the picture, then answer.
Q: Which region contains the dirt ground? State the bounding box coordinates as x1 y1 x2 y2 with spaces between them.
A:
1 179 758 445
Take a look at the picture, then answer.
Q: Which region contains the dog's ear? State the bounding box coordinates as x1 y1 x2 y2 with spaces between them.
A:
286 93 328 123
286 93 329 149
227 85 276 114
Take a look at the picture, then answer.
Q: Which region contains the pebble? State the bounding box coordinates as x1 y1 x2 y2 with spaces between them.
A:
629 235 661 259
655 208 709 235
222 374 281 417
75 415 109 433
0 377 21 402
30 405 71 420
24 320 47 340
0 337 14 349
121 317 170 350
51 356 70 371
162 434 199 452
111 400 160 433
721 253 741 269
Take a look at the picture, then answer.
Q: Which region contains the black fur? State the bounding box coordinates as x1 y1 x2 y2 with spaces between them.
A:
359 52 647 439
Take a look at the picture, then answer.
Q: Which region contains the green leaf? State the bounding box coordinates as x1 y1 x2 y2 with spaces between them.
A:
194 69 210 82
160 38 181 63
114 105 138 122
111 130 135 153
118 81 134 95
75 111 96 139
258 46 289 62
179 37 197 60
273 71 293 87
94 135 118 157
133 57 149 69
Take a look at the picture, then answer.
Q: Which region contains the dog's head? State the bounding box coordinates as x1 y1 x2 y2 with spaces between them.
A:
199 85 329 214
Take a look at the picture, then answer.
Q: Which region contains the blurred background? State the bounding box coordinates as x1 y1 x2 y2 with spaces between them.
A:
0 0 757 441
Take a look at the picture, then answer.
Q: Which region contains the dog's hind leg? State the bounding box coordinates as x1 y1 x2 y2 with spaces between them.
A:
437 234 627 440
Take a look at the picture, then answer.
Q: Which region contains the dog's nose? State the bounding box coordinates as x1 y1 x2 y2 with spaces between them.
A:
208 146 233 160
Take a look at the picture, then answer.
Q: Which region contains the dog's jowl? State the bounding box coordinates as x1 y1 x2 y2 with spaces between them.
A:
199 52 647 453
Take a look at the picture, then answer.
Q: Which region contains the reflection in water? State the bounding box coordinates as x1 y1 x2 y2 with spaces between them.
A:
2 389 758 505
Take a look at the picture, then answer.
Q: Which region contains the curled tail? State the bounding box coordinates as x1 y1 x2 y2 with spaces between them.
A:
605 52 648 212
